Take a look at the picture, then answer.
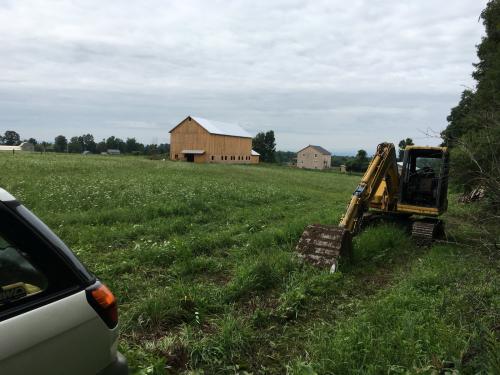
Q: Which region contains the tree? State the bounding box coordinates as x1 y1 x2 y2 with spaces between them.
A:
37 141 53 152
356 149 368 161
440 90 475 146
346 149 369 172
398 138 414 161
68 136 83 153
54 135 68 152
96 139 107 154
158 143 170 154
252 130 276 162
125 137 144 153
440 0 500 190
438 0 500 250
105 136 125 152
3 130 20 145
275 151 296 164
81 134 96 153
27 137 38 145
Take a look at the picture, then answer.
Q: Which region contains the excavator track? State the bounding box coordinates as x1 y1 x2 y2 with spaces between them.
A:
411 220 442 246
296 224 352 271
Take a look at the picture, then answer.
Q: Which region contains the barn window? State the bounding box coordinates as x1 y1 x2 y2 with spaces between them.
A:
225 156 227 160
175 154 178 160
211 155 214 160
221 155 223 160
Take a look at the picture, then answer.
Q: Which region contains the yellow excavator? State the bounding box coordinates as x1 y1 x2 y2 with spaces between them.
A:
297 142 449 272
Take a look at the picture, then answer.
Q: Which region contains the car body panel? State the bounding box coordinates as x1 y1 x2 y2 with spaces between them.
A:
0 290 119 375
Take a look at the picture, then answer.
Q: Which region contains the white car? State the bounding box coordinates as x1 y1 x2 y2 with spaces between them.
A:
0 188 128 375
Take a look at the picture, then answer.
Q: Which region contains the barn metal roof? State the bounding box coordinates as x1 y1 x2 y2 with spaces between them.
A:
170 116 252 138
251 150 260 156
297 145 331 155
191 117 252 138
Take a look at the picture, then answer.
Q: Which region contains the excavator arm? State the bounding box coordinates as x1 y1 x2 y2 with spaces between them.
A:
296 142 400 271
340 142 399 233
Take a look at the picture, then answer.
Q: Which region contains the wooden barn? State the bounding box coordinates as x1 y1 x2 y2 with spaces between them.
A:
297 145 331 170
169 116 259 164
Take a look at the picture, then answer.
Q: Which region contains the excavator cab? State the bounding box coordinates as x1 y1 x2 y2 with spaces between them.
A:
398 146 449 215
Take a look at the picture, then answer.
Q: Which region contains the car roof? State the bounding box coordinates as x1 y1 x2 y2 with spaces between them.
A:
0 188 16 202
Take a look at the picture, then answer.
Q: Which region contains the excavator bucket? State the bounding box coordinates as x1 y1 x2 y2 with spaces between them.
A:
296 224 352 272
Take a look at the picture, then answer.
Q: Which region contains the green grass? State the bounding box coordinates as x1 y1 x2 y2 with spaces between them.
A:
1 153 498 374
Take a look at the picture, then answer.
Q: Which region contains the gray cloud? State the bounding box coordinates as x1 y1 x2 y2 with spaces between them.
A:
0 0 487 154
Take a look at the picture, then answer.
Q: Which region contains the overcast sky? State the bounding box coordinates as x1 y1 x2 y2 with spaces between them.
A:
0 0 487 154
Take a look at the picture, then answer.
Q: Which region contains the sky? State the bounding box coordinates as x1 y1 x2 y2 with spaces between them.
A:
0 0 487 154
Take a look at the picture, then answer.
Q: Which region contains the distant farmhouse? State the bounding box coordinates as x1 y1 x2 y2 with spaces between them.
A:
297 145 331 170
169 116 259 164
0 142 35 152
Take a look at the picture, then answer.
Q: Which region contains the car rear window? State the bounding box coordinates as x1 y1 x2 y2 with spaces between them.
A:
0 234 48 306
0 202 88 320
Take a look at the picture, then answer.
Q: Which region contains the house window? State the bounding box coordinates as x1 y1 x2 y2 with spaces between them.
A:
315 154 318 157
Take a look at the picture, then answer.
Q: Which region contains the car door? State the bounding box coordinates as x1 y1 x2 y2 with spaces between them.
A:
0 201 117 375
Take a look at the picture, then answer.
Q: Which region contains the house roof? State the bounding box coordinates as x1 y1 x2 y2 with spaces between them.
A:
251 149 260 156
0 145 21 151
170 116 252 138
297 145 331 155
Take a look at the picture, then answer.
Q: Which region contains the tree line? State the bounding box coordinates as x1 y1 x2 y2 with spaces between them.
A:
440 0 499 249
2 127 412 170
0 130 169 155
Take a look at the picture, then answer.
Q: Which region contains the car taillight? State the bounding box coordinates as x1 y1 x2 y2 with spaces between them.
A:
86 282 118 329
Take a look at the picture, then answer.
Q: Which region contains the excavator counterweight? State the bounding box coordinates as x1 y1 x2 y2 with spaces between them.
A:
296 142 449 271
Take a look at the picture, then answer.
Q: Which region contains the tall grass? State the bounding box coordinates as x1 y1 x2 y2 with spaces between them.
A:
1 153 498 374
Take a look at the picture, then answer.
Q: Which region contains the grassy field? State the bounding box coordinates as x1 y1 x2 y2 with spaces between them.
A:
1 153 499 374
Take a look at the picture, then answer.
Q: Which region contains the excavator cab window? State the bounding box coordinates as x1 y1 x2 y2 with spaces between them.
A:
399 148 449 209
